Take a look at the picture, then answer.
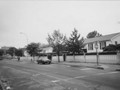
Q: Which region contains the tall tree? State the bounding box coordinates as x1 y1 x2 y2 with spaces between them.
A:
47 30 67 62
7 47 17 58
26 43 40 60
15 48 24 57
66 28 84 60
87 30 102 38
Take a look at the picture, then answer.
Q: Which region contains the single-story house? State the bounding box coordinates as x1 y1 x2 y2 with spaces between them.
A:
84 32 120 53
40 46 53 54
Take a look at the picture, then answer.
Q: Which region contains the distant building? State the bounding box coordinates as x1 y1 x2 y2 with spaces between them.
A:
84 32 120 53
1 46 10 50
1 46 10 54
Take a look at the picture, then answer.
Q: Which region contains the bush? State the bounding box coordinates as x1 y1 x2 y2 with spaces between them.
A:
103 44 120 52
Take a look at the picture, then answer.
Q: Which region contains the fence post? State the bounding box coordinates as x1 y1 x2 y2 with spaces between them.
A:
117 52 120 64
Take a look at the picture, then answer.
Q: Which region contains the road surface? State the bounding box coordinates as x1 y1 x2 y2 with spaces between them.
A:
0 59 120 90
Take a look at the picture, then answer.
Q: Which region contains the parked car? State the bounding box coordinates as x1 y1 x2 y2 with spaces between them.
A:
37 56 51 64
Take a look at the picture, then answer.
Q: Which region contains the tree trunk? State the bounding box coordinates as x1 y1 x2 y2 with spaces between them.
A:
84 53 86 63
33 56 35 61
58 55 60 62
31 56 35 62
73 54 75 61
57 50 60 62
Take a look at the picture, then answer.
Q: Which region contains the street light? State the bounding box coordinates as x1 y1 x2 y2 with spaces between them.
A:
95 41 99 65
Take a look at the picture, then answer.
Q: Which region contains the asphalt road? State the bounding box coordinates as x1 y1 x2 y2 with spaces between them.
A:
0 60 120 90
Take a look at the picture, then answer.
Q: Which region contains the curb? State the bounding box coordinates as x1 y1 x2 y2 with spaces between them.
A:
62 63 104 70
84 65 104 70
95 66 104 70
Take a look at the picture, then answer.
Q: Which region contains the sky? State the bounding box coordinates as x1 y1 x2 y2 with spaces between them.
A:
0 0 120 48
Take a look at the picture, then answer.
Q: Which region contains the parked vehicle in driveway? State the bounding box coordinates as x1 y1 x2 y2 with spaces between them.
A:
36 56 51 64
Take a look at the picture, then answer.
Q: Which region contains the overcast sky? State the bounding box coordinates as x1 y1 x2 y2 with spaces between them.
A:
0 0 120 48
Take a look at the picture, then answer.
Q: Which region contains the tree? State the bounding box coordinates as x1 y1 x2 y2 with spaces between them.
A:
116 44 120 51
103 44 120 52
47 30 67 62
0 49 4 56
7 47 17 58
66 28 84 60
15 48 24 61
26 43 40 60
15 48 24 57
87 30 102 38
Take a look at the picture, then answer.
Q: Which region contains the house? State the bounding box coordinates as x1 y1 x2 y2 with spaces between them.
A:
84 32 120 53
39 46 53 54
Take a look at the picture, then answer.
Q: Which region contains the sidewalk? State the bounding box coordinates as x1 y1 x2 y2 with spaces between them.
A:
60 61 120 71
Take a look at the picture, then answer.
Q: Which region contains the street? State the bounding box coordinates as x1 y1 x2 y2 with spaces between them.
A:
0 59 120 90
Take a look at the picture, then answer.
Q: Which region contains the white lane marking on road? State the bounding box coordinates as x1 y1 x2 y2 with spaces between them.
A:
80 68 91 70
64 76 86 81
51 80 60 82
3 66 31 75
32 73 41 77
74 76 86 78
23 68 67 81
107 72 119 74
66 66 70 67
96 73 105 75
92 71 118 76
64 75 86 81
96 71 119 76
64 71 120 81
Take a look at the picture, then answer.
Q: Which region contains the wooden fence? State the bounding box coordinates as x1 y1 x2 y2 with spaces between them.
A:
52 53 120 64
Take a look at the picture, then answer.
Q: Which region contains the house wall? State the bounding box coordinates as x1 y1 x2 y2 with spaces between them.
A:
41 47 53 53
85 40 113 53
46 47 53 53
111 35 120 44
85 42 102 53
106 41 112 46
84 43 96 53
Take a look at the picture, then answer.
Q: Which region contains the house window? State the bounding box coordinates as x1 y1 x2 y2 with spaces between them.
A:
115 41 117 45
100 41 106 49
88 43 93 50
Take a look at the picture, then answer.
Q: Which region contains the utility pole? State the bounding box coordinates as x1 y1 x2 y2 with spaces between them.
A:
95 41 99 65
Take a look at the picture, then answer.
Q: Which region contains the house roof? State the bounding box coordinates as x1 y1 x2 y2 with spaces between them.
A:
84 32 120 44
